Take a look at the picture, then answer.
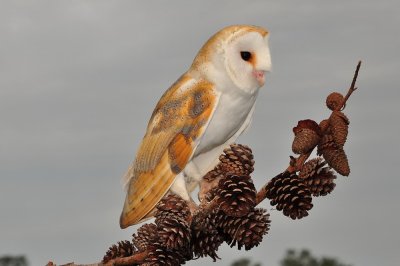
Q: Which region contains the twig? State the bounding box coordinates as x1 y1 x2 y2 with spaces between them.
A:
286 152 313 173
103 250 148 266
341 60 361 110
47 250 148 266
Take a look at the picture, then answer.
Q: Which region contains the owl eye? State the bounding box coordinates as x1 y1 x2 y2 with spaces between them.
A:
240 51 252 61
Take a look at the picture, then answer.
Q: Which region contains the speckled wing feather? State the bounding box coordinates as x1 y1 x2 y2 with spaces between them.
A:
120 74 219 228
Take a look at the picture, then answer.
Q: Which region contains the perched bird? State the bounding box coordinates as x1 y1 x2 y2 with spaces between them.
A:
120 25 271 228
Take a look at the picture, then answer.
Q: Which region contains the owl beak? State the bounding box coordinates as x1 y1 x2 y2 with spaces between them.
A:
252 70 265 86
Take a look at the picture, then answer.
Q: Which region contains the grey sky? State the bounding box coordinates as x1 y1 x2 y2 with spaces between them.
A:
0 1 399 265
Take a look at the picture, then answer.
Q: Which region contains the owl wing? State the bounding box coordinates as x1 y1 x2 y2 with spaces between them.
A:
120 74 219 228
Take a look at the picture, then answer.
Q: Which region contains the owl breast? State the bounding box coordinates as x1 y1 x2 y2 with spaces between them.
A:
194 88 259 156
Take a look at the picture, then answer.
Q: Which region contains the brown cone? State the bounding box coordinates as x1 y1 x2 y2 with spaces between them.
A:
132 223 158 252
102 241 135 264
299 158 337 196
191 227 224 261
102 244 118 264
203 168 224 182
319 119 331 134
292 120 322 154
156 194 191 220
265 172 313 219
193 207 220 233
329 111 350 147
321 147 350 176
326 92 345 111
317 134 337 155
218 144 255 176
216 175 256 217
143 242 189 266
155 212 191 251
217 208 271 251
117 240 135 257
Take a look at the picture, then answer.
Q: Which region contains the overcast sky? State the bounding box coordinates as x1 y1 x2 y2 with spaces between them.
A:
1 1 399 266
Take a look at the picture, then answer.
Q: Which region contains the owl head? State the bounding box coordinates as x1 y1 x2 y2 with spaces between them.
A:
190 25 271 94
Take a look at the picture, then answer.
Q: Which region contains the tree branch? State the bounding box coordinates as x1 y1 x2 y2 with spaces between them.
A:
341 60 361 110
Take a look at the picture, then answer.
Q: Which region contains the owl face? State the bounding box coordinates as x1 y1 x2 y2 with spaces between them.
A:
191 25 271 94
224 31 271 92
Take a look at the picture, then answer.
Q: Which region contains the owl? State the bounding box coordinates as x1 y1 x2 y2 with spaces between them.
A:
120 25 271 228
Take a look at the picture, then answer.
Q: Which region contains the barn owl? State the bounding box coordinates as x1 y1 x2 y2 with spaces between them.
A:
120 25 271 228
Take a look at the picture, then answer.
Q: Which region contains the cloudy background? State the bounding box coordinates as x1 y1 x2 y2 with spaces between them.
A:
1 1 399 265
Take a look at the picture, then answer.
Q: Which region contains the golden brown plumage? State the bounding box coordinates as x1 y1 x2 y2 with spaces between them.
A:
120 74 218 228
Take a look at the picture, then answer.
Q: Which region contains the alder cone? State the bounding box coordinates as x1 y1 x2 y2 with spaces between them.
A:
132 223 158 251
317 134 337 155
218 144 255 176
292 120 322 154
300 158 337 196
217 208 271 251
292 128 321 154
321 147 350 176
330 111 350 147
326 92 344 111
216 175 256 217
319 119 331 134
265 172 313 219
191 227 224 261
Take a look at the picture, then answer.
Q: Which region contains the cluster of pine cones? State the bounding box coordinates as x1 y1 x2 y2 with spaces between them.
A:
102 91 352 265
103 144 270 265
265 91 351 220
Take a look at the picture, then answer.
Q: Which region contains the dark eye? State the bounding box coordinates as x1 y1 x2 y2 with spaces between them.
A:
240 51 252 61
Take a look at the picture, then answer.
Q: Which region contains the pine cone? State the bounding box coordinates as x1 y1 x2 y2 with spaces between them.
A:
216 175 256 217
156 194 191 221
329 111 350 147
299 158 337 196
117 240 135 257
292 120 322 154
218 144 255 176
193 207 220 233
317 134 337 155
217 208 271 251
132 223 158 251
102 244 118 264
155 212 191 251
143 242 189 266
102 241 135 264
265 172 313 219
326 92 344 111
320 147 350 176
191 227 224 261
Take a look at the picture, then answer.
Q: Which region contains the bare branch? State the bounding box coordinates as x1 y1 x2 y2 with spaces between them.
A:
341 60 361 110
